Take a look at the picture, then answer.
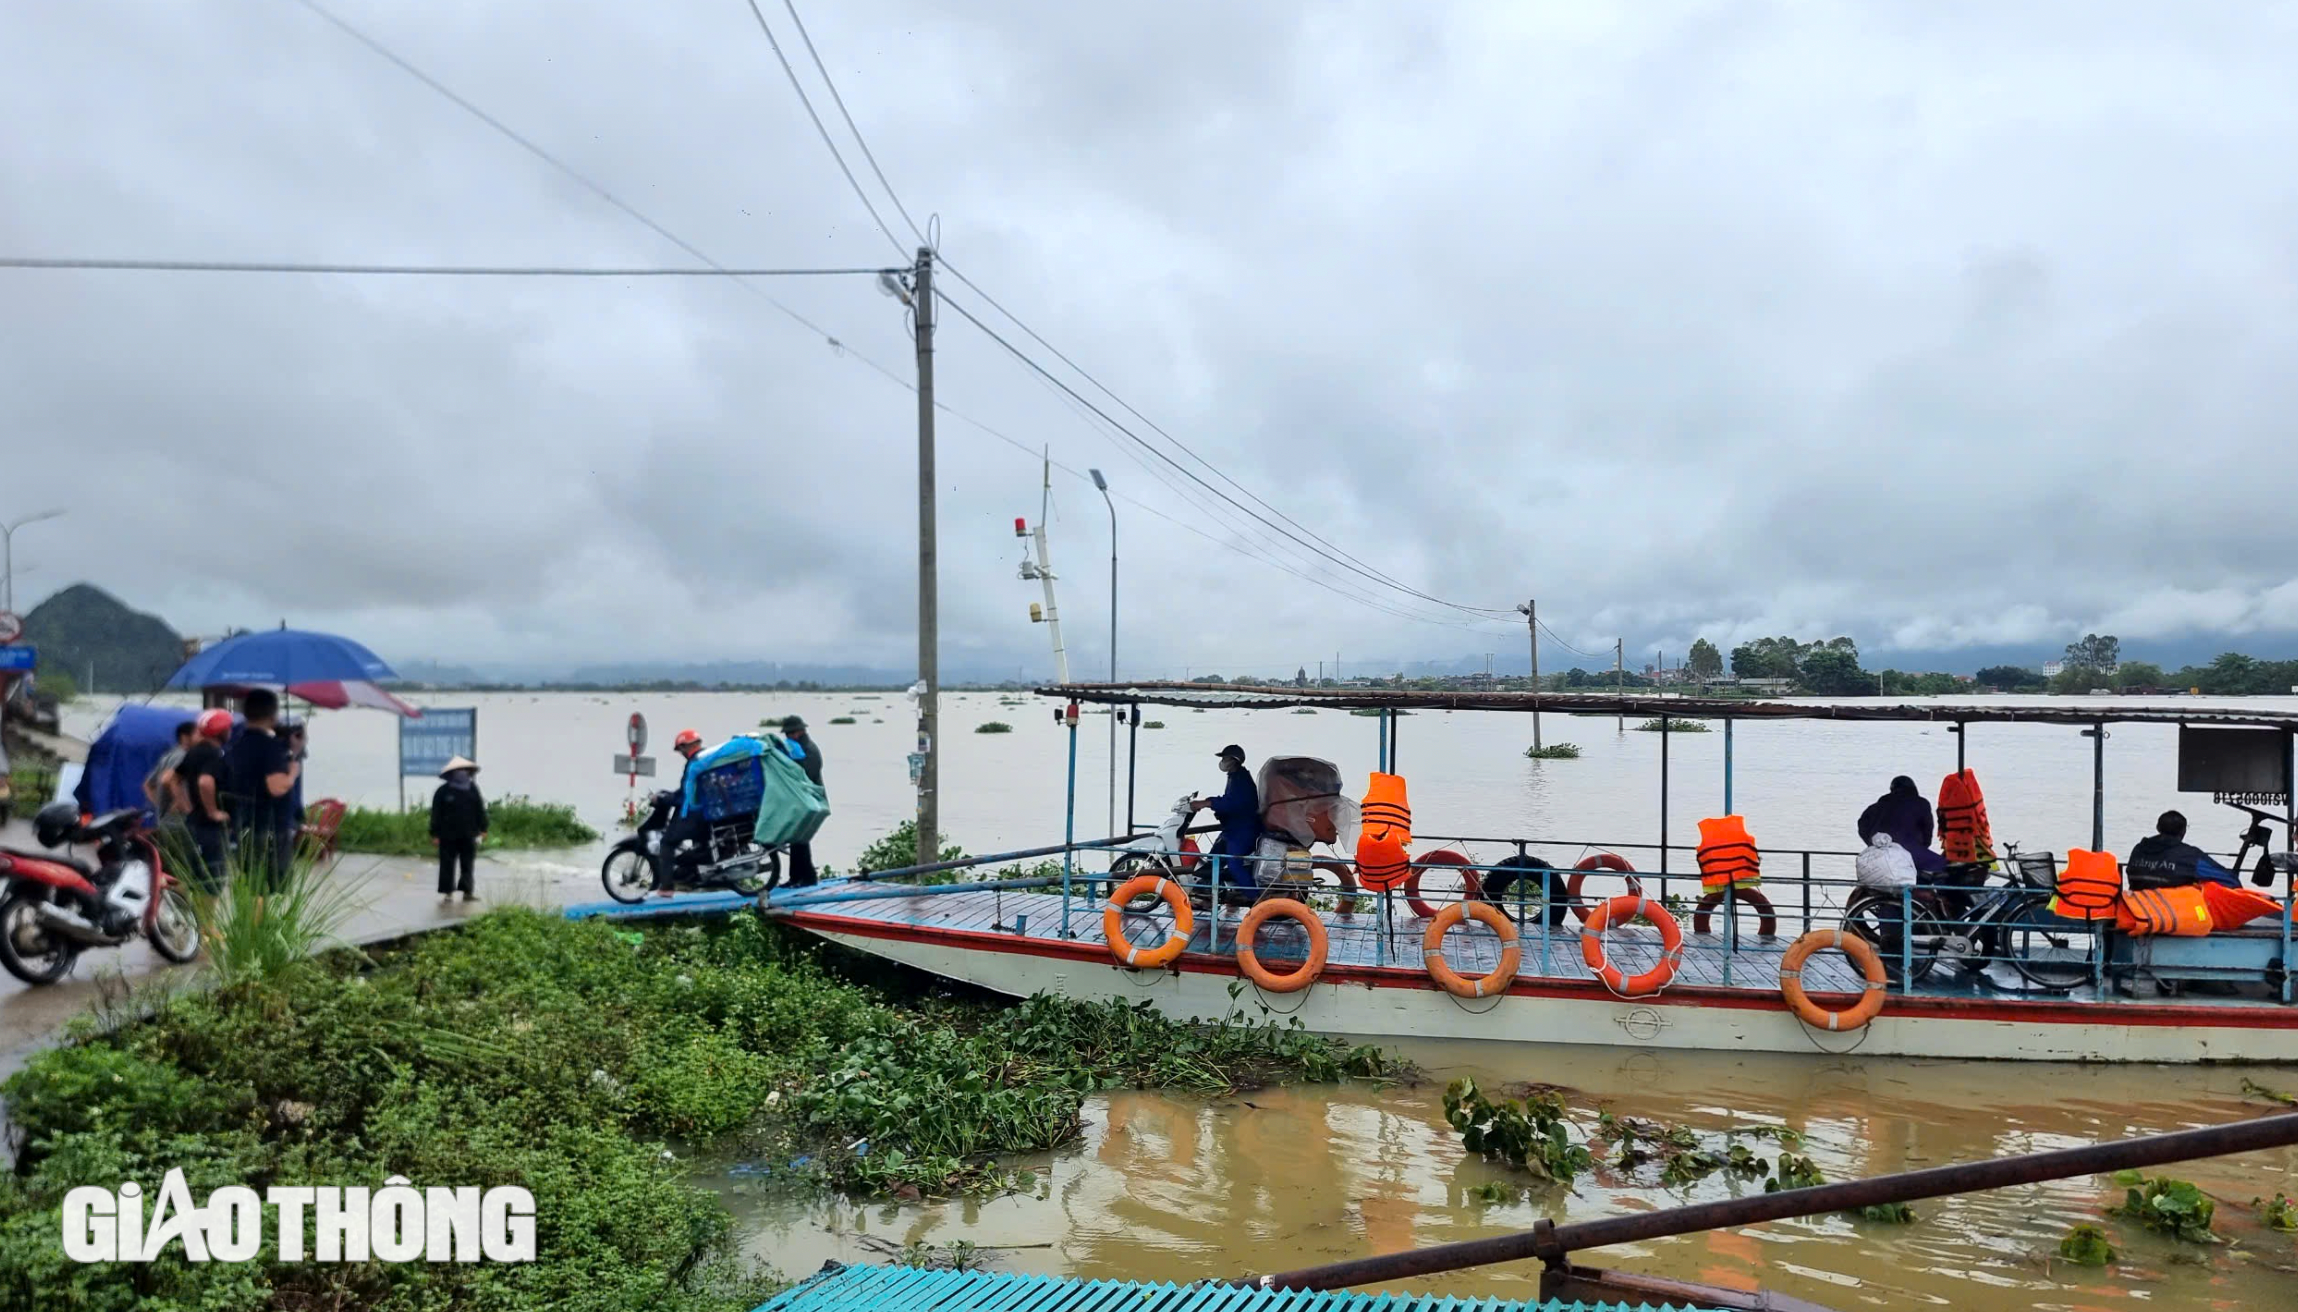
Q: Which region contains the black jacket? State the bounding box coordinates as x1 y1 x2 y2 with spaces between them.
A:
788 734 824 787
430 784 489 842
2125 833 2234 890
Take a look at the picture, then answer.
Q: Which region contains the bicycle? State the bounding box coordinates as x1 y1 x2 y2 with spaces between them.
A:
1842 842 2096 989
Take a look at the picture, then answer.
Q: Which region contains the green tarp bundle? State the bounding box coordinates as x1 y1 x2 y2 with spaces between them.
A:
753 733 830 846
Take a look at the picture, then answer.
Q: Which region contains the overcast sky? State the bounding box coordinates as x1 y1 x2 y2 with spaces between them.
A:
4 1 2295 679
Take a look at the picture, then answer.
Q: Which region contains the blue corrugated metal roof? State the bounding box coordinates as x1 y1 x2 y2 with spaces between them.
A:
753 1264 1731 1312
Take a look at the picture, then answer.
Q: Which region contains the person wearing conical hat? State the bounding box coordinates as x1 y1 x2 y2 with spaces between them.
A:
429 755 489 906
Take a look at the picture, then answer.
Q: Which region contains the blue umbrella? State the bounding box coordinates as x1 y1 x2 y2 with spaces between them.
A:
167 628 398 689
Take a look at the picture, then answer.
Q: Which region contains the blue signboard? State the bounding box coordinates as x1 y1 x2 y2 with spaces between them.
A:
399 707 478 777
0 646 35 671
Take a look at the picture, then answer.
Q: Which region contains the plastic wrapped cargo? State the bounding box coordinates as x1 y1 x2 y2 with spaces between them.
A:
753 734 830 846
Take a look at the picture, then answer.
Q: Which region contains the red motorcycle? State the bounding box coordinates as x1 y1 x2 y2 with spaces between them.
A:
0 803 202 985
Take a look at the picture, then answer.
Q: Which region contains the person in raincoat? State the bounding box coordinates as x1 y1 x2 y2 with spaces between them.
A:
1190 744 1261 893
779 716 824 887
429 756 489 905
1856 776 1946 874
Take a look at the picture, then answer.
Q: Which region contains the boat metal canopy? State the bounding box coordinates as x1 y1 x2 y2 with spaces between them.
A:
1037 680 2298 730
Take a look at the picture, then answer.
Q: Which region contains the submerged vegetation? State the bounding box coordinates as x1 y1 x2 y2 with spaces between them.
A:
2109 1172 2219 1244
2059 1223 2117 1266
335 796 598 856
0 905 1394 1310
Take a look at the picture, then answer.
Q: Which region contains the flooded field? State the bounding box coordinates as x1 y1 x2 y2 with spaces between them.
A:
712 1039 2298 1310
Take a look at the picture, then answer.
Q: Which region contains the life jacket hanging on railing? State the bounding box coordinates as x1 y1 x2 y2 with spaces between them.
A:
1355 772 1413 892
1695 815 1762 892
2049 848 2122 921
2117 885 2214 937
1937 769 1995 865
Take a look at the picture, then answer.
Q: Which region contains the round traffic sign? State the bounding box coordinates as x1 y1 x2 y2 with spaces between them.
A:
0 612 20 644
626 712 647 754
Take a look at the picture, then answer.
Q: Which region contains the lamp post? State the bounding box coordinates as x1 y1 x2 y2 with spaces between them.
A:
2 509 66 614
1090 469 1117 837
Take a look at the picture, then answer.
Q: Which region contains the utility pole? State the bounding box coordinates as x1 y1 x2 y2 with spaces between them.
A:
912 246 939 869
1516 600 1540 748
1017 454 1071 685
1615 638 1624 730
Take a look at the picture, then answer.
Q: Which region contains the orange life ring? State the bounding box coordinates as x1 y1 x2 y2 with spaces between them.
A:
1779 929 1887 1032
1311 859 1362 918
1235 897 1328 993
1103 874 1194 969
1692 887 1779 938
1567 853 1646 925
1405 849 1486 919
1422 900 1520 998
1579 894 1683 997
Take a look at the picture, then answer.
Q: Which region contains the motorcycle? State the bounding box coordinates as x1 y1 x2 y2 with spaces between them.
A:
0 803 202 985
600 789 781 903
1100 794 1359 912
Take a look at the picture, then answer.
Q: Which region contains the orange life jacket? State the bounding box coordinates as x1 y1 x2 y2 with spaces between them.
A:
1936 769 1994 865
2049 848 2122 921
1695 815 1761 891
2117 884 2214 937
1354 772 1412 891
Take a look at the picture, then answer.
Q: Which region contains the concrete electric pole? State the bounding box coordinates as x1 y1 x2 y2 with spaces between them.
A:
1516 600 1540 749
912 247 939 869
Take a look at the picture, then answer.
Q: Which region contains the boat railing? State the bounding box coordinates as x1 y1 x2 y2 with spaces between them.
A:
772 834 2293 1004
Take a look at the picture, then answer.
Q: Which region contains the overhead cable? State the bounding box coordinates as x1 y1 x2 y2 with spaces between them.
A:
0 257 892 277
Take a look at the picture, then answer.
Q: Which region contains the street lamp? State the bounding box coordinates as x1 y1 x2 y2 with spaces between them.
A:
1089 469 1117 836
2 509 66 614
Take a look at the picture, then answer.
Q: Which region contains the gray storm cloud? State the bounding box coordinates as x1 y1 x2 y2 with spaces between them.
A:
3 0 2293 677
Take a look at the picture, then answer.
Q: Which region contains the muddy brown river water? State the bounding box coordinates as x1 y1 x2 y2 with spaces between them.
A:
714 1039 2298 1310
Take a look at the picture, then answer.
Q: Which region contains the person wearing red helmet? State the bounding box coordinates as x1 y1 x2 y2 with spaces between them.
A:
656 730 708 898
176 708 236 891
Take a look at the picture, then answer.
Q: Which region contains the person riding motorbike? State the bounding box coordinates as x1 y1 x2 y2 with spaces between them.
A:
1189 744 1260 896
655 729 708 897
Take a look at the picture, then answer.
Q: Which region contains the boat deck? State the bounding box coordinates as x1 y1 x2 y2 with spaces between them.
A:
758 883 2298 1012
776 885 1870 991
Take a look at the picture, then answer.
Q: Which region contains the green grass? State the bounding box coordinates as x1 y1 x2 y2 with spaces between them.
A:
334 795 599 856
1524 742 1582 759
0 904 1396 1309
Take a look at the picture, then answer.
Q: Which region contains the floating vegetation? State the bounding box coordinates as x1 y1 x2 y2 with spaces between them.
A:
975 721 1014 734
2242 1077 2296 1106
2058 1223 2116 1266
1524 743 1582 759
1766 1153 1826 1192
2256 1192 2298 1232
1444 1078 1593 1184
1142 721 1166 729
1633 718 1710 732
1349 708 1408 717
2109 1172 2218 1244
1292 708 1317 715
828 716 858 725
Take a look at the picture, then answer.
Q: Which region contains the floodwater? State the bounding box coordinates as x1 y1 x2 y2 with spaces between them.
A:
59 689 2298 1307
713 1040 2298 1311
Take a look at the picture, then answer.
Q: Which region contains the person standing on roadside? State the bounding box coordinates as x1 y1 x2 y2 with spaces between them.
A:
224 689 300 891
178 709 235 892
780 715 823 887
429 756 488 906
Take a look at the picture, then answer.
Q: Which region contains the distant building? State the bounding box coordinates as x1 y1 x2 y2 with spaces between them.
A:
2041 661 2065 677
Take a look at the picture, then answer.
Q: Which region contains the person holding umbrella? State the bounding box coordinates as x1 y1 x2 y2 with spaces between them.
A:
429 756 489 905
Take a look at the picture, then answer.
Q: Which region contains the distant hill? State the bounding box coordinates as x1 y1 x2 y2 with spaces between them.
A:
20 584 186 694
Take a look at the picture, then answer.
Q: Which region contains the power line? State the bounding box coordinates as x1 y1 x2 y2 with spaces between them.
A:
737 0 908 257
742 0 1509 623
293 0 875 364
0 257 893 277
777 0 927 247
937 286 1516 626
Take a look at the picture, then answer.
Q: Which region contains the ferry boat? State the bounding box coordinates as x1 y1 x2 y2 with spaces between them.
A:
764 685 2298 1064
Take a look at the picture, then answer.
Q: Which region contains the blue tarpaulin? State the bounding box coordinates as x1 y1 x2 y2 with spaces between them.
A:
73 703 202 817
